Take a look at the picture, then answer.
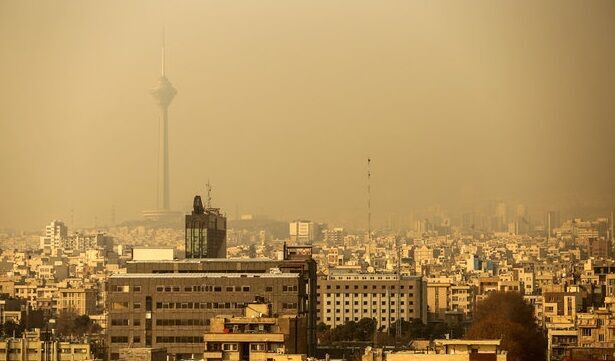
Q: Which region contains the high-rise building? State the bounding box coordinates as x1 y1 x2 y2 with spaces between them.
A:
547 211 561 240
39 220 67 255
185 195 227 259
289 220 316 244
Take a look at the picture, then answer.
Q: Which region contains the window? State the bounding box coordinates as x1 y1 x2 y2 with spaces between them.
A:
133 336 141 343
582 328 592 336
251 344 266 351
222 343 238 351
133 303 141 309
133 286 141 292
266 286 273 292
111 319 129 326
111 302 129 310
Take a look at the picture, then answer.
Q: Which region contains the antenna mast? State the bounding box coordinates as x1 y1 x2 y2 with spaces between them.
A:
161 27 166 77
206 180 212 209
367 158 372 243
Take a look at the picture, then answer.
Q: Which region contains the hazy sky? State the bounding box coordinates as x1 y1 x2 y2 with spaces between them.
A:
1 0 614 230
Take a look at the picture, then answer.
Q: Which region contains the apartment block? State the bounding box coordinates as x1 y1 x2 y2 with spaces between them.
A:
203 302 307 361
317 272 426 331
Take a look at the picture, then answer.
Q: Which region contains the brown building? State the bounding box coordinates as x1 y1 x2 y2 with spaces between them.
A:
203 302 307 361
107 246 317 361
577 309 615 348
587 237 612 259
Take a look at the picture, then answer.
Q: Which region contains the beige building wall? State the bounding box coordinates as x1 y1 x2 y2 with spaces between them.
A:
318 273 426 331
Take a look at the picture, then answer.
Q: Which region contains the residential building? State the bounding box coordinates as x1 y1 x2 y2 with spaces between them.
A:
203 302 307 361
317 272 426 331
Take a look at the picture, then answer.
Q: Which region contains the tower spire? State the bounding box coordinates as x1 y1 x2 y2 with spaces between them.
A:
161 27 166 77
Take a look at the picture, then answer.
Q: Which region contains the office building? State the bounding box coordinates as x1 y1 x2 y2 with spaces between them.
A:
317 272 426 331
107 245 317 360
185 195 227 259
289 220 317 244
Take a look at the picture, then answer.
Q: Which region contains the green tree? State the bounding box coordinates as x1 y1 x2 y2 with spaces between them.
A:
465 292 546 361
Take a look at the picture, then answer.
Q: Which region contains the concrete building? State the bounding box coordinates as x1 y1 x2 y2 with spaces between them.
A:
317 272 426 331
118 347 167 361
185 195 227 259
57 287 97 316
547 323 578 361
132 247 175 261
203 302 307 361
426 280 449 322
577 308 615 348
107 246 317 360
39 220 67 255
543 292 582 324
363 339 506 361
0 330 91 361
289 221 316 244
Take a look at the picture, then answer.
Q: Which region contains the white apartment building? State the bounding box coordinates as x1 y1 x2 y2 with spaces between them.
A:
317 272 426 331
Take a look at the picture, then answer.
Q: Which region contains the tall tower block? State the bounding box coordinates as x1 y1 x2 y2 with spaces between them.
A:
143 31 181 222
151 32 177 210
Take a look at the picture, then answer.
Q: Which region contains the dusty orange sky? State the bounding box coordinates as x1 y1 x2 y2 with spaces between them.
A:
0 1 613 229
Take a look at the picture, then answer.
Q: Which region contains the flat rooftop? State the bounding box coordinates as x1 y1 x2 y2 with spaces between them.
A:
110 272 299 279
127 257 278 264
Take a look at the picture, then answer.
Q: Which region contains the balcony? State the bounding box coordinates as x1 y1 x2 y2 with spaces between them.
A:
204 333 285 343
203 351 223 359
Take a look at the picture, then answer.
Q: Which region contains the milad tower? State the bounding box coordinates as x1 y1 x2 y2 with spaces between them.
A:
143 33 181 221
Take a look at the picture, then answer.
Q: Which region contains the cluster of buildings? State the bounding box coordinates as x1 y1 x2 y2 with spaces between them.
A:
0 196 613 361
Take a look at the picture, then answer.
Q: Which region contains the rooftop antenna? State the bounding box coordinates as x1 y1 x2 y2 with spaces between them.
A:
206 180 212 209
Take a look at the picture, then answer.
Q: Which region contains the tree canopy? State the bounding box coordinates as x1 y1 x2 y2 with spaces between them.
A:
317 318 377 344
56 311 101 337
464 291 546 361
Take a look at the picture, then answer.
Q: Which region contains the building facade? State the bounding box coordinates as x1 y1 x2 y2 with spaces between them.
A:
203 302 307 361
185 196 227 259
107 249 317 360
317 272 426 331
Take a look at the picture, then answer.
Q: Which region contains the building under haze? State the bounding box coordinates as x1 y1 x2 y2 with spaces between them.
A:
185 195 227 259
142 34 181 222
289 220 318 244
317 271 427 331
106 245 317 360
39 220 67 255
